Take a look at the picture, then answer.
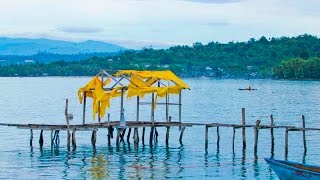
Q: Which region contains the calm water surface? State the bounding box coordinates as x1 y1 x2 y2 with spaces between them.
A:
0 77 320 179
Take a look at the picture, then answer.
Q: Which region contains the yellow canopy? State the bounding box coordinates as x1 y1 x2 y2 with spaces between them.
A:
115 70 190 89
116 70 189 108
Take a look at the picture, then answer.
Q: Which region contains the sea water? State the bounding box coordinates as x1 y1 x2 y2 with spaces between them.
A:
0 77 320 179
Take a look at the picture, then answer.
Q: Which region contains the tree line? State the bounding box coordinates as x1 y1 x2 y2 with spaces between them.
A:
1 34 320 79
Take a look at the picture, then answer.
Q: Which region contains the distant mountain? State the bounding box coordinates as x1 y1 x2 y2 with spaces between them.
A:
0 37 126 55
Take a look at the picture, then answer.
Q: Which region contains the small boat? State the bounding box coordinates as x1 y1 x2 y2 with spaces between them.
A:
239 88 257 91
265 158 320 180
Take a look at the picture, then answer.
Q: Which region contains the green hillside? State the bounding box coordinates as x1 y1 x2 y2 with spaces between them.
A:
1 34 320 79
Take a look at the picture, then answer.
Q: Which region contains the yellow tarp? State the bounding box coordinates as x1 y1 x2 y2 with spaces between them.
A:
78 76 123 119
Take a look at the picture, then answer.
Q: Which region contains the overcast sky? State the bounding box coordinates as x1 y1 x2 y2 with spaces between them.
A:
0 0 319 49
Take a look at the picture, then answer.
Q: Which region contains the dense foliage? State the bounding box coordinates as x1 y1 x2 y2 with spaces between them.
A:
1 34 320 78
273 57 320 79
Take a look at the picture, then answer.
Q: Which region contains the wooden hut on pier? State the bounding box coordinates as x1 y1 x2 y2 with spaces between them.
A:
77 69 190 146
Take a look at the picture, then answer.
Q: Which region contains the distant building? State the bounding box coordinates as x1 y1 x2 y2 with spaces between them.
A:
24 60 34 63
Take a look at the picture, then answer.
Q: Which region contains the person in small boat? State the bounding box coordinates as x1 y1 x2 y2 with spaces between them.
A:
247 86 252 90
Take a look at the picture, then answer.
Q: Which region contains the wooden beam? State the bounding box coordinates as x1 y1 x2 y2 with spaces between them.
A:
102 70 124 86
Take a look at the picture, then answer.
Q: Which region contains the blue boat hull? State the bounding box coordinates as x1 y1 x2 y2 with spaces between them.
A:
265 158 320 180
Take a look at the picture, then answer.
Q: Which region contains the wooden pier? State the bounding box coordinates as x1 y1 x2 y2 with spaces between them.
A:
0 70 318 158
0 107 317 159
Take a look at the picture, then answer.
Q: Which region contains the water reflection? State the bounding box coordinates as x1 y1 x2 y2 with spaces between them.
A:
27 142 277 179
89 154 108 179
241 149 247 178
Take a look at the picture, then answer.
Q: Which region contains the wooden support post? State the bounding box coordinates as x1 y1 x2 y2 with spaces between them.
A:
216 126 220 148
116 129 121 146
242 108 246 149
39 130 44 147
270 114 275 155
285 128 288 160
120 128 126 142
55 130 60 144
232 127 235 152
166 94 169 122
179 126 186 143
134 96 139 144
30 129 33 147
302 115 307 154
166 126 170 145
51 130 54 145
142 127 145 145
154 128 159 142
100 72 105 125
127 128 131 143
72 130 76 148
82 92 86 125
151 93 155 123
136 96 140 122
120 88 124 124
205 125 208 149
107 126 112 146
254 120 261 154
166 116 171 145
98 101 101 124
134 128 139 144
65 99 71 149
179 91 182 130
150 127 154 146
91 130 97 146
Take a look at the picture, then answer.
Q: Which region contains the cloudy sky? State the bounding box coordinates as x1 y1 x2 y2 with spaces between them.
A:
0 0 319 48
